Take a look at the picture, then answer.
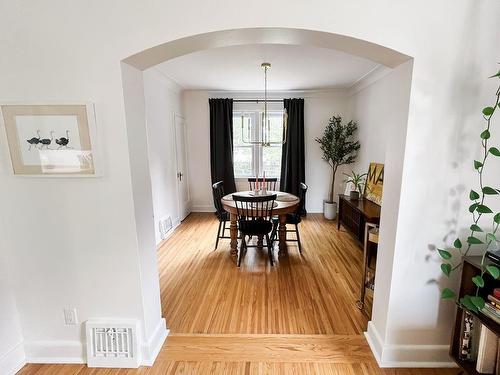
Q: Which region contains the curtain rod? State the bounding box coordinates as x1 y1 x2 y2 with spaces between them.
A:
233 99 284 103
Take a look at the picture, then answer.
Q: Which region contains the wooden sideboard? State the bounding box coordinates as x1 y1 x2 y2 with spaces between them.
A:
337 195 381 243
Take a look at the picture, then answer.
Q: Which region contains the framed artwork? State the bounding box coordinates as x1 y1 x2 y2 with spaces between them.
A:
364 162 384 205
1 104 97 176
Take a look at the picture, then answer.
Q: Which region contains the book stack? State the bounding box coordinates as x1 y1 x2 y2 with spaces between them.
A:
459 311 479 361
459 292 500 373
482 294 500 325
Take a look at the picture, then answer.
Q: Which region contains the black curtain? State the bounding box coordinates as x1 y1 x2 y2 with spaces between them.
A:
209 98 236 193
280 98 305 198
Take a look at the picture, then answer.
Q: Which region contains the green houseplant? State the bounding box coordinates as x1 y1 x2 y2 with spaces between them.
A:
344 171 367 200
315 115 360 220
440 69 500 312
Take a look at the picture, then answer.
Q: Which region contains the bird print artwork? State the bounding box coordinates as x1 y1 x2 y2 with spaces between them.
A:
55 130 71 149
26 129 41 150
39 131 54 149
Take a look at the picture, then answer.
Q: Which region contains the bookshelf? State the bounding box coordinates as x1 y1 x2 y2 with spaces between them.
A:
450 256 500 374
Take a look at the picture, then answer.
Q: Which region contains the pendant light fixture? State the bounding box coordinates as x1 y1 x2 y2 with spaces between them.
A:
241 62 287 146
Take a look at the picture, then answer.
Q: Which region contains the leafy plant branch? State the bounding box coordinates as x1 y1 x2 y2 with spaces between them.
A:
343 171 367 193
439 69 500 309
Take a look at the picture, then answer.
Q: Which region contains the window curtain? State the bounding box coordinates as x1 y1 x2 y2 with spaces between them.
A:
280 98 305 199
209 98 236 194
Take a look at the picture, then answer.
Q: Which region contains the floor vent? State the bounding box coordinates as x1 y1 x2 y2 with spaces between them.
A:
86 319 140 368
159 217 173 240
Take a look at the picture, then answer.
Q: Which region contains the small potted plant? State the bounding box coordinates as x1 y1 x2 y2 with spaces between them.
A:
344 171 366 200
315 115 360 220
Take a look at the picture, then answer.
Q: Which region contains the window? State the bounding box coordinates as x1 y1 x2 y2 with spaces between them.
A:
233 110 284 178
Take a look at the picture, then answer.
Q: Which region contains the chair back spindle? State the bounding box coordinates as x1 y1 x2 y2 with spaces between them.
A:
248 177 278 192
233 194 277 223
212 181 226 218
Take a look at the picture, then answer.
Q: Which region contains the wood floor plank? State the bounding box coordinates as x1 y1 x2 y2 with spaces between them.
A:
158 334 374 363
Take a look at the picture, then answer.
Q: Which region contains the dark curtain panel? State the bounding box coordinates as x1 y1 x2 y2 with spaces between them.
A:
209 98 236 193
280 98 305 200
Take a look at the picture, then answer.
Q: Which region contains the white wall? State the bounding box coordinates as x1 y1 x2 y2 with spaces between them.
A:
183 91 212 211
121 63 167 365
0 38 156 367
349 62 415 364
184 90 350 212
0 0 499 369
348 69 393 175
0 241 25 375
143 68 184 244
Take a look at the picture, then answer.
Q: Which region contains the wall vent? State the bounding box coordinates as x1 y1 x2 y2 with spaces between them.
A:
159 216 173 240
86 319 140 368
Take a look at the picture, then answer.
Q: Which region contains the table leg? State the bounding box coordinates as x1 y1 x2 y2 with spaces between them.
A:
230 213 238 261
278 214 287 256
257 235 264 250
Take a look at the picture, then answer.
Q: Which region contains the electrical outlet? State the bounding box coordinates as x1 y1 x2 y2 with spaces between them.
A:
63 308 78 325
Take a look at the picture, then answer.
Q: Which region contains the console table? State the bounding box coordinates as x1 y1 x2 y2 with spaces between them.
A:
337 194 381 243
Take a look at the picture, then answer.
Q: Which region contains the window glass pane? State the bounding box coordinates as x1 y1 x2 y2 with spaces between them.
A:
233 115 243 145
233 114 254 146
261 112 283 177
267 112 284 143
233 146 253 177
262 145 282 178
232 110 284 178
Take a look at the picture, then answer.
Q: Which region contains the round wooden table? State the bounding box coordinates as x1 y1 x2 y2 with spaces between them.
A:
221 191 300 261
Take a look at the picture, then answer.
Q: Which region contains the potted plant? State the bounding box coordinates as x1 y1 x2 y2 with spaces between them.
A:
315 115 360 220
344 171 366 200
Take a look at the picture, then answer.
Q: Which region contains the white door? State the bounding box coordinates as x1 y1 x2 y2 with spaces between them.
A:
174 114 191 221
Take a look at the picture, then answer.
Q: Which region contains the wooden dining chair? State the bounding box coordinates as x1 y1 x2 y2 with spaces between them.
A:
233 194 277 267
248 177 278 191
271 183 308 253
212 181 231 250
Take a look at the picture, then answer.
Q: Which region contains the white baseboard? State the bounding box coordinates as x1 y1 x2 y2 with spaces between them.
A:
192 204 214 212
0 342 26 375
365 321 456 368
24 319 168 367
25 340 85 364
141 318 168 366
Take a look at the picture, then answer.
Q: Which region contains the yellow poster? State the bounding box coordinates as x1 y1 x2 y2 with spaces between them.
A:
364 163 384 205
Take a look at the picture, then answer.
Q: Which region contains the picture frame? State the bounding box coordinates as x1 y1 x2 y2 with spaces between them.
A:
0 103 98 176
364 162 384 205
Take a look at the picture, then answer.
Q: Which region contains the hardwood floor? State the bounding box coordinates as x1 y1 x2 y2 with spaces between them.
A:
19 213 459 374
159 213 372 335
19 333 459 374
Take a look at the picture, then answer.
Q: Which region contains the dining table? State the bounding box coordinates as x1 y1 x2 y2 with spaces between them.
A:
221 190 300 262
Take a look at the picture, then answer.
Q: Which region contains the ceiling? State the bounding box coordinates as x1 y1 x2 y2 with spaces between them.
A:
154 44 380 91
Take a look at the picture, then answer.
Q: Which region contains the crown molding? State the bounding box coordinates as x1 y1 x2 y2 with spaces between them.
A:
347 65 393 96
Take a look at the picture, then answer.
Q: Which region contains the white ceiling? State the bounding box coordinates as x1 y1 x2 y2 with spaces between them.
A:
154 44 380 91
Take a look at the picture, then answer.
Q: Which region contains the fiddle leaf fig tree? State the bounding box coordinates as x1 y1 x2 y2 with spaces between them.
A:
440 69 500 309
315 115 360 203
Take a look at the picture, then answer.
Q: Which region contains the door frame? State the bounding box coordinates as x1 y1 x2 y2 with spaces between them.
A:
172 112 190 221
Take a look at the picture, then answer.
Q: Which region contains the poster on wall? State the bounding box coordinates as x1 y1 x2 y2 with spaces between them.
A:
364 162 384 205
1 104 97 176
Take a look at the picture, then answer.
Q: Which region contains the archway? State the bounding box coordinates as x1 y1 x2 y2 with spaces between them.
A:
120 26 413 362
